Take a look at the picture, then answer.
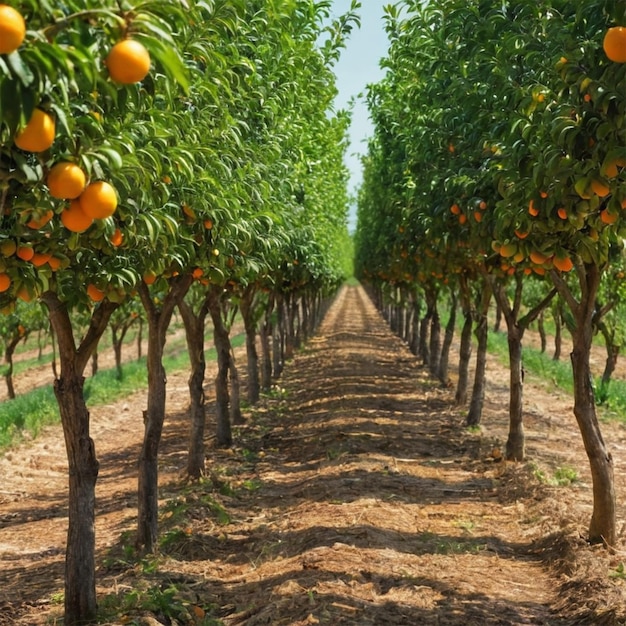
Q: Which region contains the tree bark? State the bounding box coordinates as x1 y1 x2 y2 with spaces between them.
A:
4 332 23 399
428 294 441 377
41 292 117 626
537 310 547 353
553 300 562 361
551 264 616 545
208 287 233 447
229 348 244 425
178 297 210 480
136 275 192 553
438 288 457 385
455 276 473 406
466 283 491 427
240 286 260 404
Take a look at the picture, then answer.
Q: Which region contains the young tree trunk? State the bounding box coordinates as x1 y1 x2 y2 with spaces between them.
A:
40 292 117 626
208 287 233 447
466 284 491 427
178 298 210 480
428 296 441 377
229 348 244 425
493 298 502 333
553 301 562 361
418 309 431 365
551 264 616 545
136 276 192 553
438 288 457 385
260 294 274 391
112 327 124 380
240 286 260 404
4 333 22 399
537 310 547 353
455 276 473 406
136 318 143 360
409 295 420 356
91 350 98 377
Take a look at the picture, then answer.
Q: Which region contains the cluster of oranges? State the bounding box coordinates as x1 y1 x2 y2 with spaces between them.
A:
0 3 153 297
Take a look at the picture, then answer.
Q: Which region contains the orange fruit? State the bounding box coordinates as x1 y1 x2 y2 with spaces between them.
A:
500 243 517 258
14 109 55 152
553 254 574 272
473 211 483 222
603 26 626 63
61 199 93 233
16 245 34 261
0 5 26 55
529 250 549 265
79 181 118 219
30 252 51 267
591 179 610 197
458 214 467 225
16 286 33 302
478 200 487 210
600 208 618 224
106 39 151 84
540 191 548 198
0 240 16 257
110 228 123 247
450 203 460 215
47 162 87 199
26 209 54 229
514 229 529 239
143 270 157 285
603 158 626 178
47 256 62 271
557 207 568 220
0 272 11 293
192 267 203 279
204 219 214 230
528 199 539 216
87 284 105 302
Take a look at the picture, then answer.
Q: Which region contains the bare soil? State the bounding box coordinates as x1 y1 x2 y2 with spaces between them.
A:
1 284 626 625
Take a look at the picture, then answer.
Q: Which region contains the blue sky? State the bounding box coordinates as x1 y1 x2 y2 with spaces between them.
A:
329 1 390 227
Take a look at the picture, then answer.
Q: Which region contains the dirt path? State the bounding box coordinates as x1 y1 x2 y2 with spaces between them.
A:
1 284 625 625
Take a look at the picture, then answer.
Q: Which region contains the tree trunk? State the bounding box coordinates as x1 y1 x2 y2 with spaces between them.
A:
40 292 117 626
178 298 209 480
208 287 233 447
260 297 274 391
136 276 192 553
455 277 473 406
553 302 562 361
91 350 98 377
505 327 524 460
229 348 244 425
551 264 616 545
537 310 547 354
112 327 124 380
428 296 441 377
466 285 491 427
4 334 21 399
240 287 260 404
419 309 431 365
438 288 457 385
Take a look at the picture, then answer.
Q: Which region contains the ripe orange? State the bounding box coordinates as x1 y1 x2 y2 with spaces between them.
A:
514 229 529 239
603 26 626 63
540 191 548 198
87 284 105 302
203 219 214 230
26 209 54 229
529 250 549 265
14 109 55 152
16 286 33 302
192 267 203 279
600 208 618 224
30 252 51 267
450 203 460 215
528 200 539 216
603 158 626 178
143 270 157 285
0 272 11 293
106 39 151 84
47 162 87 199
47 256 62 271
478 200 487 210
500 243 517 258
79 181 118 219
61 199 93 233
591 179 610 197
0 5 26 55
557 207 568 220
16 245 34 261
458 214 467 225
553 254 574 272
110 228 123 247
473 211 483 222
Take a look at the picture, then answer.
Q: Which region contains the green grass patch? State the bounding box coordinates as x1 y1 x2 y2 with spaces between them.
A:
0 332 245 451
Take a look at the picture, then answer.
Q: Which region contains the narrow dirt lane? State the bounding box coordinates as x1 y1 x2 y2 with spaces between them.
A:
202 285 562 625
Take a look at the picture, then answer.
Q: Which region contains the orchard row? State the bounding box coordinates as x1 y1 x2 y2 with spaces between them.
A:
354 1 625 549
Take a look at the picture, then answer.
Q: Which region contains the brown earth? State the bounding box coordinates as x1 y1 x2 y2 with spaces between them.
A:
1 284 626 625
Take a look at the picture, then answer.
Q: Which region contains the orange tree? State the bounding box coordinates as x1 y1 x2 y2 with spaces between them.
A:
0 1 197 622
